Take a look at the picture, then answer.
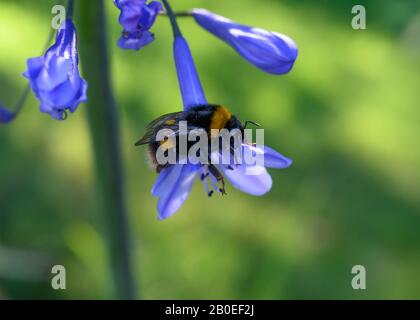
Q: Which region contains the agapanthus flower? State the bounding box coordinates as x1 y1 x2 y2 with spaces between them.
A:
24 20 87 120
191 8 298 75
0 104 15 124
114 0 163 50
150 35 292 220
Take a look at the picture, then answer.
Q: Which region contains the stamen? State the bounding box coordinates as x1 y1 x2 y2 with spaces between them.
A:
219 179 227 195
201 167 213 197
201 165 229 197
209 174 221 194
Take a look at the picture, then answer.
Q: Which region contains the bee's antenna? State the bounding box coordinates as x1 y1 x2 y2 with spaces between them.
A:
244 120 261 129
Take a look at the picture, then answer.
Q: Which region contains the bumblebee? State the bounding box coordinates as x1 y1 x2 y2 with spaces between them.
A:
135 104 258 194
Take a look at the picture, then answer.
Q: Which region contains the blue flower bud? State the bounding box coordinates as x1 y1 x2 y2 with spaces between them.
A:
192 9 298 75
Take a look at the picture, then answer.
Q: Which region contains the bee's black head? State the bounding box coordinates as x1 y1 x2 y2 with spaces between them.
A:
226 115 243 131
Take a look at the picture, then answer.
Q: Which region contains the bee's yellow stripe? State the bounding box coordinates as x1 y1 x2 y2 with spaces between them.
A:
165 119 176 125
210 106 232 132
159 139 176 150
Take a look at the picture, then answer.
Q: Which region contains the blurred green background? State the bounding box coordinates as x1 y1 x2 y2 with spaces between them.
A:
1 0 420 299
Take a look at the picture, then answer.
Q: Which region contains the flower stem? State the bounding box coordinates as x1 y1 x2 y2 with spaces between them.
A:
160 11 193 18
161 0 182 37
3 17 56 122
174 11 193 17
11 85 30 119
67 0 74 20
77 0 136 299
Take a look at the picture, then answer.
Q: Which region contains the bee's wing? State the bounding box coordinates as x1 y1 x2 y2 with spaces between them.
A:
146 112 184 129
135 129 156 146
135 112 186 146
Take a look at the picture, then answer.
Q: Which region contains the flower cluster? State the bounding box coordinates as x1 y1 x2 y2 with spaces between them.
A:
138 1 298 220
1 0 298 221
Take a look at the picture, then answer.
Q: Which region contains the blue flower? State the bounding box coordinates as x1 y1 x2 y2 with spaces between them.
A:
192 9 298 75
153 144 292 220
151 33 292 220
114 0 163 50
0 104 15 124
24 20 87 120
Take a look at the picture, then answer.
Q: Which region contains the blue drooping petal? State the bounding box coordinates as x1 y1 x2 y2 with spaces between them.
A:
262 145 293 168
192 9 298 75
153 164 198 220
174 36 207 110
114 0 162 51
243 144 293 169
24 20 87 120
220 164 272 196
0 104 15 124
151 165 176 197
24 57 44 82
115 0 146 32
34 56 71 92
117 30 155 50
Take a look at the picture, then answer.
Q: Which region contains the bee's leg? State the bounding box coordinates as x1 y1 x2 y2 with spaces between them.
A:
156 162 171 174
208 164 227 195
200 165 210 181
156 164 164 174
200 166 214 197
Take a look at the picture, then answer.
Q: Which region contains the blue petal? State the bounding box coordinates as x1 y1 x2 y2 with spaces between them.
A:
242 144 293 169
156 164 198 220
35 56 71 91
24 57 44 80
117 30 155 50
262 145 293 168
0 104 15 124
40 103 64 120
139 1 163 30
220 164 272 196
117 0 145 32
174 36 207 110
151 165 174 197
68 79 88 113
37 73 81 107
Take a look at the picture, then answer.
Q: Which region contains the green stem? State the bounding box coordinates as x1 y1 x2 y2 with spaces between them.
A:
5 19 56 121
67 0 74 20
77 0 136 299
161 0 182 37
160 11 193 18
